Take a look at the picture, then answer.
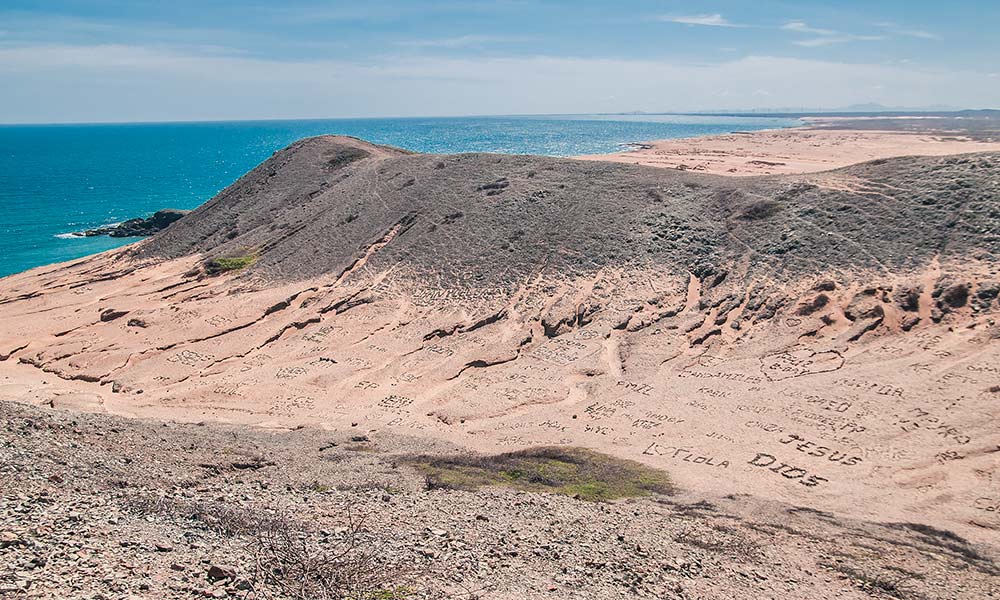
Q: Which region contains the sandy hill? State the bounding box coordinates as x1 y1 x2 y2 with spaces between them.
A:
1 136 999 596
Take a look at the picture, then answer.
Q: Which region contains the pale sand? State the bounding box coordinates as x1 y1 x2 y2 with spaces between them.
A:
1 251 999 544
1 133 998 549
576 126 1000 175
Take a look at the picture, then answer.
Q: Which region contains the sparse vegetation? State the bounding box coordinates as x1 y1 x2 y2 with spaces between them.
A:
881 521 996 573
247 509 411 600
673 524 762 562
205 249 259 275
823 562 920 599
410 446 672 501
6 401 1000 599
126 495 417 600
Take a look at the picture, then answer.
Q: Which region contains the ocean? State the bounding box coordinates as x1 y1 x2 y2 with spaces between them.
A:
0 114 798 278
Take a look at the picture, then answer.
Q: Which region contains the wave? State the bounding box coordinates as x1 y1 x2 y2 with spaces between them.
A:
54 221 124 239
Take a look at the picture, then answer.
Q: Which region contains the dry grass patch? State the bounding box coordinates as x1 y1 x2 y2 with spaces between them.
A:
410 446 672 501
205 248 259 275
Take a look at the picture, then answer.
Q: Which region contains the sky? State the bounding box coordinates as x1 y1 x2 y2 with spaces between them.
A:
1 0 998 123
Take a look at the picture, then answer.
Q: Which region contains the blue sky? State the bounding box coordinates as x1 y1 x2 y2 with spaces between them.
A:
1 1 998 123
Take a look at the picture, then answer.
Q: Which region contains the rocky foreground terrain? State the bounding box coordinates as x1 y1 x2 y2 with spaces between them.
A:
3 399 998 599
1 134 1000 597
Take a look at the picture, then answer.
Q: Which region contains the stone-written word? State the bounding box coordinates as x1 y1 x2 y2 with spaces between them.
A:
747 453 827 487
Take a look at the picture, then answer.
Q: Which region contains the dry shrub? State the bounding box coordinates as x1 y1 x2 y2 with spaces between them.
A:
124 495 419 599
248 507 410 600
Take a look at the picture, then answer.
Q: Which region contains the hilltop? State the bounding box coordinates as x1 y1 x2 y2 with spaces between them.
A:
139 135 997 284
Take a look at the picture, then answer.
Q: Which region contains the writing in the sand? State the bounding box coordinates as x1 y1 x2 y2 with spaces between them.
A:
705 431 736 444
834 377 904 398
303 324 344 343
379 395 414 410
642 443 730 468
895 407 971 444
759 349 844 381
538 420 568 432
617 380 653 395
801 394 852 413
678 370 763 385
241 354 273 372
584 402 616 419
778 434 862 466
167 350 215 366
973 497 1000 515
697 386 731 399
781 406 866 436
747 453 827 487
275 366 308 379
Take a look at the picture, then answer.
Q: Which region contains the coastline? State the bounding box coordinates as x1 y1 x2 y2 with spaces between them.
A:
2 131 999 599
0 115 794 279
576 120 1000 176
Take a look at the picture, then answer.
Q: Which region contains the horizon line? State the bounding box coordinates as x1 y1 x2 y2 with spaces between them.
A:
2 107 995 127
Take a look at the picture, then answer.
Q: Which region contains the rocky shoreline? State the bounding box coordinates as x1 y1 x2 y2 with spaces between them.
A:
71 209 188 238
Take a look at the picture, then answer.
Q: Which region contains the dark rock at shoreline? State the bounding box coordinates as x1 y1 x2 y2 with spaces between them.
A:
76 209 189 238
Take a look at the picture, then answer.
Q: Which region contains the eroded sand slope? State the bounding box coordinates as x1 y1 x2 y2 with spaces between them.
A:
1 136 998 545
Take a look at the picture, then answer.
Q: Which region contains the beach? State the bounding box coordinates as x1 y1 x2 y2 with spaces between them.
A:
577 119 1000 175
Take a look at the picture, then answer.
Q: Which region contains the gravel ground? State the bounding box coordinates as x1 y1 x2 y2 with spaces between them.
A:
2 399 998 599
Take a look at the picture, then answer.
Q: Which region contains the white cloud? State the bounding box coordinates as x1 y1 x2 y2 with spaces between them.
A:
781 21 836 36
781 20 884 47
793 35 884 47
783 20 938 47
660 14 746 28
875 22 942 40
0 44 997 122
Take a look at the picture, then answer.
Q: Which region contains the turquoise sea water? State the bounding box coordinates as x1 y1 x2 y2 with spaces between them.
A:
0 114 798 278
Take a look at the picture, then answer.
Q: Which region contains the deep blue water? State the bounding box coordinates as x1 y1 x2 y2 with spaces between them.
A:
0 114 798 278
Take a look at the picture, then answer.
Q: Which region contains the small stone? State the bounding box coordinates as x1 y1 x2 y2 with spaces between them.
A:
154 543 173 552
207 565 237 582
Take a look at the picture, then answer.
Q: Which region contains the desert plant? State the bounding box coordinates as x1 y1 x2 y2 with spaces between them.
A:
247 508 409 600
124 495 418 599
